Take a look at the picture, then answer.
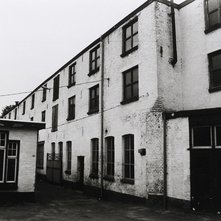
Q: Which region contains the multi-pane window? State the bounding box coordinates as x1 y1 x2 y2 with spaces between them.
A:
37 142 44 169
14 108 17 120
41 110 46 122
123 134 134 181
91 138 99 176
31 93 35 109
122 17 138 56
0 132 7 183
52 104 58 132
105 137 115 177
66 141 72 172
68 63 76 87
88 84 99 114
53 75 60 101
205 0 221 31
42 84 47 102
122 66 139 103
67 96 75 120
208 50 221 91
89 45 100 75
22 101 26 115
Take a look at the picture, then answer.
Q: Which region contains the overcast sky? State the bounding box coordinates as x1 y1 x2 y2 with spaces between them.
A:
0 0 182 113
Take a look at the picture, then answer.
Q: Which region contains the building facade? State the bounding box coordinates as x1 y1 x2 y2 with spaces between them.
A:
3 0 221 212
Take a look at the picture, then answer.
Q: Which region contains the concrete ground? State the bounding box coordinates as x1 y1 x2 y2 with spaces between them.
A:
0 181 220 221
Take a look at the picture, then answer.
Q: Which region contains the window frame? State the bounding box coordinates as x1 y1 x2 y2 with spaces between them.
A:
105 136 115 179
53 75 60 101
42 84 47 102
68 63 76 87
37 142 44 169
121 65 139 104
31 93 35 110
88 45 100 76
121 17 138 57
66 141 72 174
90 138 99 178
14 109 17 120
41 110 46 122
22 101 26 115
67 96 75 121
51 104 58 132
208 49 221 92
88 84 99 115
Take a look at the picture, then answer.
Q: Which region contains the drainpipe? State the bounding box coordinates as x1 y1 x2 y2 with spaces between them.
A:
100 36 105 199
170 0 177 67
163 112 168 210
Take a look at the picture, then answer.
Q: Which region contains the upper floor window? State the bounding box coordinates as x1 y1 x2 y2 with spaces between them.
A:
208 49 221 92
53 75 60 101
90 138 99 178
88 45 100 76
22 101 26 115
41 110 46 122
121 17 138 57
42 84 47 102
67 96 75 121
205 0 221 32
8 113 11 119
68 63 76 87
14 108 17 120
121 66 139 104
105 136 115 178
88 84 99 114
31 93 35 110
52 104 58 132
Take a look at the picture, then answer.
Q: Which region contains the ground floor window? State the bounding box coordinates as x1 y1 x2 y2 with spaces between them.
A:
105 136 114 177
37 142 44 169
91 138 99 177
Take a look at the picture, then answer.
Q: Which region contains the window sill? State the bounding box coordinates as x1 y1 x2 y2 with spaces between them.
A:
208 86 221 93
120 178 134 185
88 67 100 76
87 109 99 115
121 96 139 105
89 173 99 179
121 46 138 58
103 175 115 182
205 23 221 34
67 116 75 121
67 82 76 88
65 170 71 175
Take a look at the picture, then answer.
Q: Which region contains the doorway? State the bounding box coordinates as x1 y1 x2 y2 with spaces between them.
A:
77 156 84 190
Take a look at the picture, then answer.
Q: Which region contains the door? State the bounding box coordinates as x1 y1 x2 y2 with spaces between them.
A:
77 156 84 189
59 142 63 181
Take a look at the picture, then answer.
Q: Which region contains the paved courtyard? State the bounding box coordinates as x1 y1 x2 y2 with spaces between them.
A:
0 180 220 221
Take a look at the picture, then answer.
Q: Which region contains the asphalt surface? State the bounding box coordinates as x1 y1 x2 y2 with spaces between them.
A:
0 180 220 221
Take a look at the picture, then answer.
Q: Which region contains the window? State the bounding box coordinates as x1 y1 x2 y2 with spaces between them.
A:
205 0 221 32
31 93 35 109
14 109 17 120
37 142 44 169
8 113 11 119
51 142 55 155
41 110 46 122
91 138 99 177
67 96 75 120
88 84 99 114
68 63 76 87
42 84 47 102
105 137 115 177
192 126 212 148
53 75 60 101
66 141 72 173
208 49 221 92
122 134 134 183
89 45 100 76
122 17 138 56
52 105 58 132
122 66 139 104
30 117 34 121
22 101 26 115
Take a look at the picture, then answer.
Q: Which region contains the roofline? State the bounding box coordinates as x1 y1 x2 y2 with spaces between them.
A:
5 0 195 116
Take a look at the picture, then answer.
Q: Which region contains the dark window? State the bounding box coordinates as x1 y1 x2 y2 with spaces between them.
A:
52 105 58 132
91 138 99 177
208 50 221 92
122 17 138 56
66 141 72 172
41 110 46 122
88 84 99 114
51 142 55 155
8 113 11 119
123 134 134 181
68 63 76 87
53 75 60 101
122 66 139 104
14 109 17 120
42 84 47 102
205 0 221 32
31 94 35 109
89 45 100 76
215 126 221 146
22 101 26 115
106 137 115 177
192 126 212 147
67 96 75 120
37 142 44 169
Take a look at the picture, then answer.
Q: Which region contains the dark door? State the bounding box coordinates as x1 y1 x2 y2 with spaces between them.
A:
77 156 84 190
58 142 63 181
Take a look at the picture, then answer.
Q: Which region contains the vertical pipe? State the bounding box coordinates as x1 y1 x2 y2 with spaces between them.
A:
100 36 105 199
163 112 168 210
